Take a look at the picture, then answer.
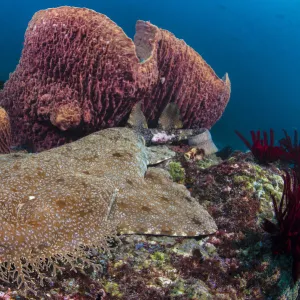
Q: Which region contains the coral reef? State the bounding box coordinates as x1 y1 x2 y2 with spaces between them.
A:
126 102 148 130
0 127 216 294
216 145 233 160
49 102 82 131
0 6 230 151
184 147 205 161
176 150 298 298
2 149 298 299
0 106 11 153
236 129 300 287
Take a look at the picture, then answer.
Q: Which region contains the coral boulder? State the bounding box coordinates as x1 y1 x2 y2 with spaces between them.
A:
0 6 230 151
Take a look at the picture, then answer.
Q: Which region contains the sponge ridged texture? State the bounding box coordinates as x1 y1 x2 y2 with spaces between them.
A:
0 6 230 151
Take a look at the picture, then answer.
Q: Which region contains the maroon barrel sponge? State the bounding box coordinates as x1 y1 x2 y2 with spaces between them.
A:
0 6 230 151
135 21 231 129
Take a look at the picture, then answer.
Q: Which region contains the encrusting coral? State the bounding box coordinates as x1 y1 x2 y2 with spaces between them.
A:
0 6 230 151
0 127 216 294
0 106 11 153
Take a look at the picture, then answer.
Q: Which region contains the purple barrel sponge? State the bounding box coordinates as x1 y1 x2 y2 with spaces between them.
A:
0 6 230 151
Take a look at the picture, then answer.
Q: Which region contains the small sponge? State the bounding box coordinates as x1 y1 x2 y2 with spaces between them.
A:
50 103 82 131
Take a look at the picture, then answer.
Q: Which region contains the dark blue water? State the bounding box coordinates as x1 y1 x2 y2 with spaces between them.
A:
1 0 299 150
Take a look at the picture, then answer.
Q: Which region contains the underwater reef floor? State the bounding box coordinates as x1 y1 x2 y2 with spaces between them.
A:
0 140 299 299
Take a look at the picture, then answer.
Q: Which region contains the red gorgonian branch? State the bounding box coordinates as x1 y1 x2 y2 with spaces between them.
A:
262 170 300 282
235 129 286 164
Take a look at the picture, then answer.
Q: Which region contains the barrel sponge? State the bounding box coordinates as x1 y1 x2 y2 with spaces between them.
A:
136 21 231 129
0 6 230 151
0 6 158 151
0 106 11 153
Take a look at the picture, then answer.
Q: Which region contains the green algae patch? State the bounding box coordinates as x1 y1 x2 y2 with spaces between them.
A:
170 279 186 296
151 251 166 262
196 155 221 170
227 160 283 226
103 282 123 298
169 161 186 183
233 174 256 192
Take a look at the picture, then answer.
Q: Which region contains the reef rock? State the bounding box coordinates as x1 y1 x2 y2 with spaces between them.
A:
0 6 230 151
188 128 218 155
0 127 216 292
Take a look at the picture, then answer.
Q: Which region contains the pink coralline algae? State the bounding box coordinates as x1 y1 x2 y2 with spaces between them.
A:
0 6 231 151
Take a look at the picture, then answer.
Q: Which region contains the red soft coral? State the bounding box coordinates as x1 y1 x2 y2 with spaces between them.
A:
279 130 300 168
235 129 286 164
263 171 300 282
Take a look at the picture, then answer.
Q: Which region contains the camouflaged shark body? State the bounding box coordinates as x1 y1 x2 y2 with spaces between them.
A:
0 127 217 241
0 127 217 292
